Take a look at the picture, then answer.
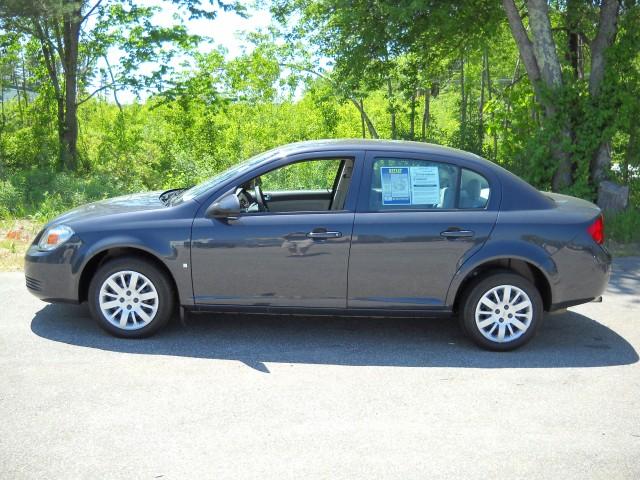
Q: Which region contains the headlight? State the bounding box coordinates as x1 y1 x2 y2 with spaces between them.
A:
38 225 75 251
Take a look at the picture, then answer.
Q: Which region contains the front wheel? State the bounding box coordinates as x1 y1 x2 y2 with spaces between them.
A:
461 272 543 351
88 257 175 338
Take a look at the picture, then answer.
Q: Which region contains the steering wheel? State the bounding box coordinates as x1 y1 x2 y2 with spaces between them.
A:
236 187 252 211
254 184 269 212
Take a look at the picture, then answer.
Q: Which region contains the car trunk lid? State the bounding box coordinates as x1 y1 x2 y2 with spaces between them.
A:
542 192 601 217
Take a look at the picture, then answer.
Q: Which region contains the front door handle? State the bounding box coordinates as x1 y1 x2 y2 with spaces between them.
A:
307 230 342 239
440 229 474 238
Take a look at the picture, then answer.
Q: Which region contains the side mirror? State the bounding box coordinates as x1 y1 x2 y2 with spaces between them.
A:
206 193 241 219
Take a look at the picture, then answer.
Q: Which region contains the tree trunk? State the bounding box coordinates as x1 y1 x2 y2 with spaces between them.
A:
61 7 81 171
528 0 563 91
528 0 575 190
34 19 67 169
10 68 24 123
460 53 467 146
588 0 621 192
504 0 621 194
349 98 378 139
503 0 573 190
387 78 396 139
104 54 123 112
421 88 430 142
502 0 543 97
359 99 366 138
0 73 5 132
485 49 498 160
550 130 574 190
566 0 584 80
409 89 417 140
504 56 520 131
20 50 29 106
622 119 639 185
590 142 612 186
479 49 487 149
589 0 620 98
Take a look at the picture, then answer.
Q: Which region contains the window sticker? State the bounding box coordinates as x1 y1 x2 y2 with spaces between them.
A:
381 167 411 205
380 166 440 205
409 166 440 204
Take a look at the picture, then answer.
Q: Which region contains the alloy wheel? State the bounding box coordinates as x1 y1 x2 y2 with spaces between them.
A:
98 270 159 330
474 284 533 343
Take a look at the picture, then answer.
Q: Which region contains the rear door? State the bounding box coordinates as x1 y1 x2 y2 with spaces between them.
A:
347 151 499 310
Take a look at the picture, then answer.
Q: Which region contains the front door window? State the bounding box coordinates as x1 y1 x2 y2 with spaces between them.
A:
238 158 353 214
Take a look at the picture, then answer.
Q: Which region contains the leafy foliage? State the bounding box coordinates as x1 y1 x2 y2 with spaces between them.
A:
0 0 639 226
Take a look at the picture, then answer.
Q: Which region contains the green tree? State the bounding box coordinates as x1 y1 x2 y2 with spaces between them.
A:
0 0 197 170
272 0 502 143
502 0 623 197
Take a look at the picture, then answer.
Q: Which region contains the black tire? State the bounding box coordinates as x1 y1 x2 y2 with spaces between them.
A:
88 256 175 338
461 271 543 351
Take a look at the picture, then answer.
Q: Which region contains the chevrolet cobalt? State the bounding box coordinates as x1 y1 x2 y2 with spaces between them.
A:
25 140 611 350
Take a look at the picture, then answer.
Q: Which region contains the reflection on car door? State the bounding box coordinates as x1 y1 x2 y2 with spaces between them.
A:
191 213 354 308
347 152 498 310
190 153 362 309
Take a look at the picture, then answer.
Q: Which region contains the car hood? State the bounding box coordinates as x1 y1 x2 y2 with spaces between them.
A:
48 191 165 226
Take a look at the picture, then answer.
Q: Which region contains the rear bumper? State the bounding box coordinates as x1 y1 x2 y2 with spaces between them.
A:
24 244 80 303
549 243 611 311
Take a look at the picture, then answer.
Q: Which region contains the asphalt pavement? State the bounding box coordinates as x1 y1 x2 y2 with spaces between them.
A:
1 258 639 479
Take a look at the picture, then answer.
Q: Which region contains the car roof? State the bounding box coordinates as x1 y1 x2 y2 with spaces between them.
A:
276 138 478 158
273 138 501 170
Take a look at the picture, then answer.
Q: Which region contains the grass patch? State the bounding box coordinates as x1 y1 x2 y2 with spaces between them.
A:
0 219 42 271
605 208 640 244
604 209 640 256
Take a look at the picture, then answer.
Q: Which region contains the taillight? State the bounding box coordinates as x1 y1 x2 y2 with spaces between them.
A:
587 214 604 245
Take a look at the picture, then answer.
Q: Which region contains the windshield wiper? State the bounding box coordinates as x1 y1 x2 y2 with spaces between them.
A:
159 187 190 206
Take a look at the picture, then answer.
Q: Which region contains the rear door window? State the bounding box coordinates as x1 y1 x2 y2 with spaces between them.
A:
369 158 459 211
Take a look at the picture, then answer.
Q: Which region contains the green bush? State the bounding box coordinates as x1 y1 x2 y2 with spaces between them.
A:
1 77 638 230
0 169 137 221
31 172 134 221
605 208 640 244
0 179 25 219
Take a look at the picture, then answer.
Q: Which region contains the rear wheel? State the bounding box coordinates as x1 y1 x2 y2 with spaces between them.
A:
461 272 543 351
88 257 174 338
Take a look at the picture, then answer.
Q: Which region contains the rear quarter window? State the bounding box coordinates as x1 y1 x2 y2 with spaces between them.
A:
459 168 490 209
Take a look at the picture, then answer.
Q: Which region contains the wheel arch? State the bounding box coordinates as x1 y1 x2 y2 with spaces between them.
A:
78 246 179 304
450 256 554 313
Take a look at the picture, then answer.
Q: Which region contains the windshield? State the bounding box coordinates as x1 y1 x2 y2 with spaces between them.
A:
174 149 280 204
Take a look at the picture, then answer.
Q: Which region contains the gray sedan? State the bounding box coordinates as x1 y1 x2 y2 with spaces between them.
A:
25 140 611 350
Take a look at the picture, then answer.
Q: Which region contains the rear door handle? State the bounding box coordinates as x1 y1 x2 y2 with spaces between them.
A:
440 229 474 238
307 230 342 239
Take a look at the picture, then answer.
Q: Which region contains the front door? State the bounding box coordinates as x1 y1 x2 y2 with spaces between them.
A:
347 152 499 310
191 153 361 308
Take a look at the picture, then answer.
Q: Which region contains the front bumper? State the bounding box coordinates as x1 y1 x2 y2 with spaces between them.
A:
24 242 81 303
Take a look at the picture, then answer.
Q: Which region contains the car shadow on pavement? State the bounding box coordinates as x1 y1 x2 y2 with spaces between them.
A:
30 304 638 372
